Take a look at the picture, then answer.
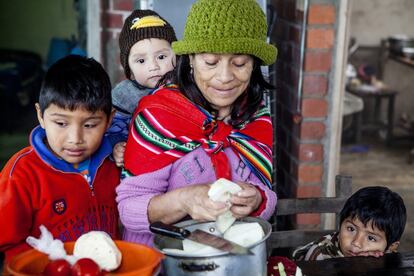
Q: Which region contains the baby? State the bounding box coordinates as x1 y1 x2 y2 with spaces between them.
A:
107 9 177 166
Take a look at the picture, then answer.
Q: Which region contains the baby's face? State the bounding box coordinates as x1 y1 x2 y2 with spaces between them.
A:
338 217 388 257
128 38 176 88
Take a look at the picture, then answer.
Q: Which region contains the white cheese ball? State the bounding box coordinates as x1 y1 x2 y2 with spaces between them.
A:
208 178 242 233
73 231 122 271
223 222 264 247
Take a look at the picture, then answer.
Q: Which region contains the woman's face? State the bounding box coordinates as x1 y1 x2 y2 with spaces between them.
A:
190 53 254 119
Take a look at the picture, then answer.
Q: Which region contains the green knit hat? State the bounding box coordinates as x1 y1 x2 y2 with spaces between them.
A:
172 0 277 65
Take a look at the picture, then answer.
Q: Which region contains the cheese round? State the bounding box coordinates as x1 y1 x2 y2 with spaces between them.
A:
73 231 122 271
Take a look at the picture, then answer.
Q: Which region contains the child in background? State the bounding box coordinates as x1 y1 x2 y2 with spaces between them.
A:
293 186 406 261
107 9 177 166
0 55 120 263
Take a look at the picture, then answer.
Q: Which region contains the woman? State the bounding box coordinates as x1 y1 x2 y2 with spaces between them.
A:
116 0 278 245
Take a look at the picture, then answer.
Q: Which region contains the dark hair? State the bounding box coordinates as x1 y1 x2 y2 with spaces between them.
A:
162 54 274 125
38 55 112 117
339 186 406 247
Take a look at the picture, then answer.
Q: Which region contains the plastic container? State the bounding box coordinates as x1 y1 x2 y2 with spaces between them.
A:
6 240 163 276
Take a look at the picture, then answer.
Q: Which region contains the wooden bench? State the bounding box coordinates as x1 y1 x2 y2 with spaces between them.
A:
268 175 352 254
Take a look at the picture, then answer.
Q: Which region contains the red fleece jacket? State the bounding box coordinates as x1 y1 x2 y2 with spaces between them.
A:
0 147 120 263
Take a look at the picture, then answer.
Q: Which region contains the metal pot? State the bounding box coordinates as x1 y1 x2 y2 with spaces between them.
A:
402 47 414 59
388 35 414 56
153 217 272 276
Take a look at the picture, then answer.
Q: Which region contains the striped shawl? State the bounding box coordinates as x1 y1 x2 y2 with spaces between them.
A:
123 86 273 188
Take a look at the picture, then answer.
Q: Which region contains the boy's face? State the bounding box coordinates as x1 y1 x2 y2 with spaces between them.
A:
128 38 175 88
36 103 113 167
338 216 399 257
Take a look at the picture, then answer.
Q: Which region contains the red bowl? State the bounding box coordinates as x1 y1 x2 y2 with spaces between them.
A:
6 240 163 276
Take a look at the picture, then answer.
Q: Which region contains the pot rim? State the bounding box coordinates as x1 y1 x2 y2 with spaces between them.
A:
389 35 412 41
154 216 271 258
402 47 414 53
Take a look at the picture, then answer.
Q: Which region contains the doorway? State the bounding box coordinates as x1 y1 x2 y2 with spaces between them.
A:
339 0 414 252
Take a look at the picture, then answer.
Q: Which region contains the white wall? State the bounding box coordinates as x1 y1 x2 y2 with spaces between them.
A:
151 0 268 39
350 0 414 46
349 0 414 127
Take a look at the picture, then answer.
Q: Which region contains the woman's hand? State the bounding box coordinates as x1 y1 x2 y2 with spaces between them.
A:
181 184 228 221
113 142 126 167
229 182 262 219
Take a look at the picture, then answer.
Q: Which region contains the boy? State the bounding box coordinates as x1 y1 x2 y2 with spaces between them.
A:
0 55 120 263
107 9 177 166
293 186 406 261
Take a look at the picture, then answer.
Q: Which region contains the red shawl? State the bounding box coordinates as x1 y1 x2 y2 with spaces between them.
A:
123 86 273 188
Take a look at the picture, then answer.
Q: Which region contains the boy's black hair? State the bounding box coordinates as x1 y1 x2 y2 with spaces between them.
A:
38 55 112 116
339 186 406 248
161 54 274 125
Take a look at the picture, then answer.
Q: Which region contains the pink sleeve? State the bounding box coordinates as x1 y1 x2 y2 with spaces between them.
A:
244 171 277 220
115 164 172 234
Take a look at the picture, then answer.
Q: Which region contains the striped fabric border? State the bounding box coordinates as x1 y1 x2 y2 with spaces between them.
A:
229 135 273 189
133 109 201 156
125 87 273 188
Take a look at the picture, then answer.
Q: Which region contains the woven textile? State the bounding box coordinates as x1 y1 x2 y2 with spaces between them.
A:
123 85 273 188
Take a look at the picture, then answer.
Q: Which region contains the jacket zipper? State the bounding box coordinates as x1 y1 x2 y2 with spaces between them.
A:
49 168 97 196
47 154 109 197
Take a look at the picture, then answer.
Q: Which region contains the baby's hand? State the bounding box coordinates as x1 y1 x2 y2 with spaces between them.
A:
113 142 126 167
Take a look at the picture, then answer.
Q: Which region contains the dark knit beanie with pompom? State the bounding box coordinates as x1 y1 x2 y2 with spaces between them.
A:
119 10 177 79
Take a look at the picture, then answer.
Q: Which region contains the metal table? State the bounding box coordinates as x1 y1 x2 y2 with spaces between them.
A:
347 85 398 146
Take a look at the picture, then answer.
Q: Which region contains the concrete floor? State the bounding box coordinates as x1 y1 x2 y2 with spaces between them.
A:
340 138 414 252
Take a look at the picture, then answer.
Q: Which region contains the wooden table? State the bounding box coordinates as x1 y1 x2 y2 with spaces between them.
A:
390 55 414 69
296 252 414 276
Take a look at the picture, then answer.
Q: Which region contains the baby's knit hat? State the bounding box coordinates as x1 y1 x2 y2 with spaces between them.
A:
119 10 177 79
172 0 277 65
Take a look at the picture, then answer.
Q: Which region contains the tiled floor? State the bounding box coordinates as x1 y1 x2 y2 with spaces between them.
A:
340 138 414 252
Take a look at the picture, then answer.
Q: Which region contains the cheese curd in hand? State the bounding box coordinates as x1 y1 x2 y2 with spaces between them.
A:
208 178 242 233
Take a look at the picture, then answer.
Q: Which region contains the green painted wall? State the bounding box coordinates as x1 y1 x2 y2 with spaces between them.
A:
0 0 78 62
